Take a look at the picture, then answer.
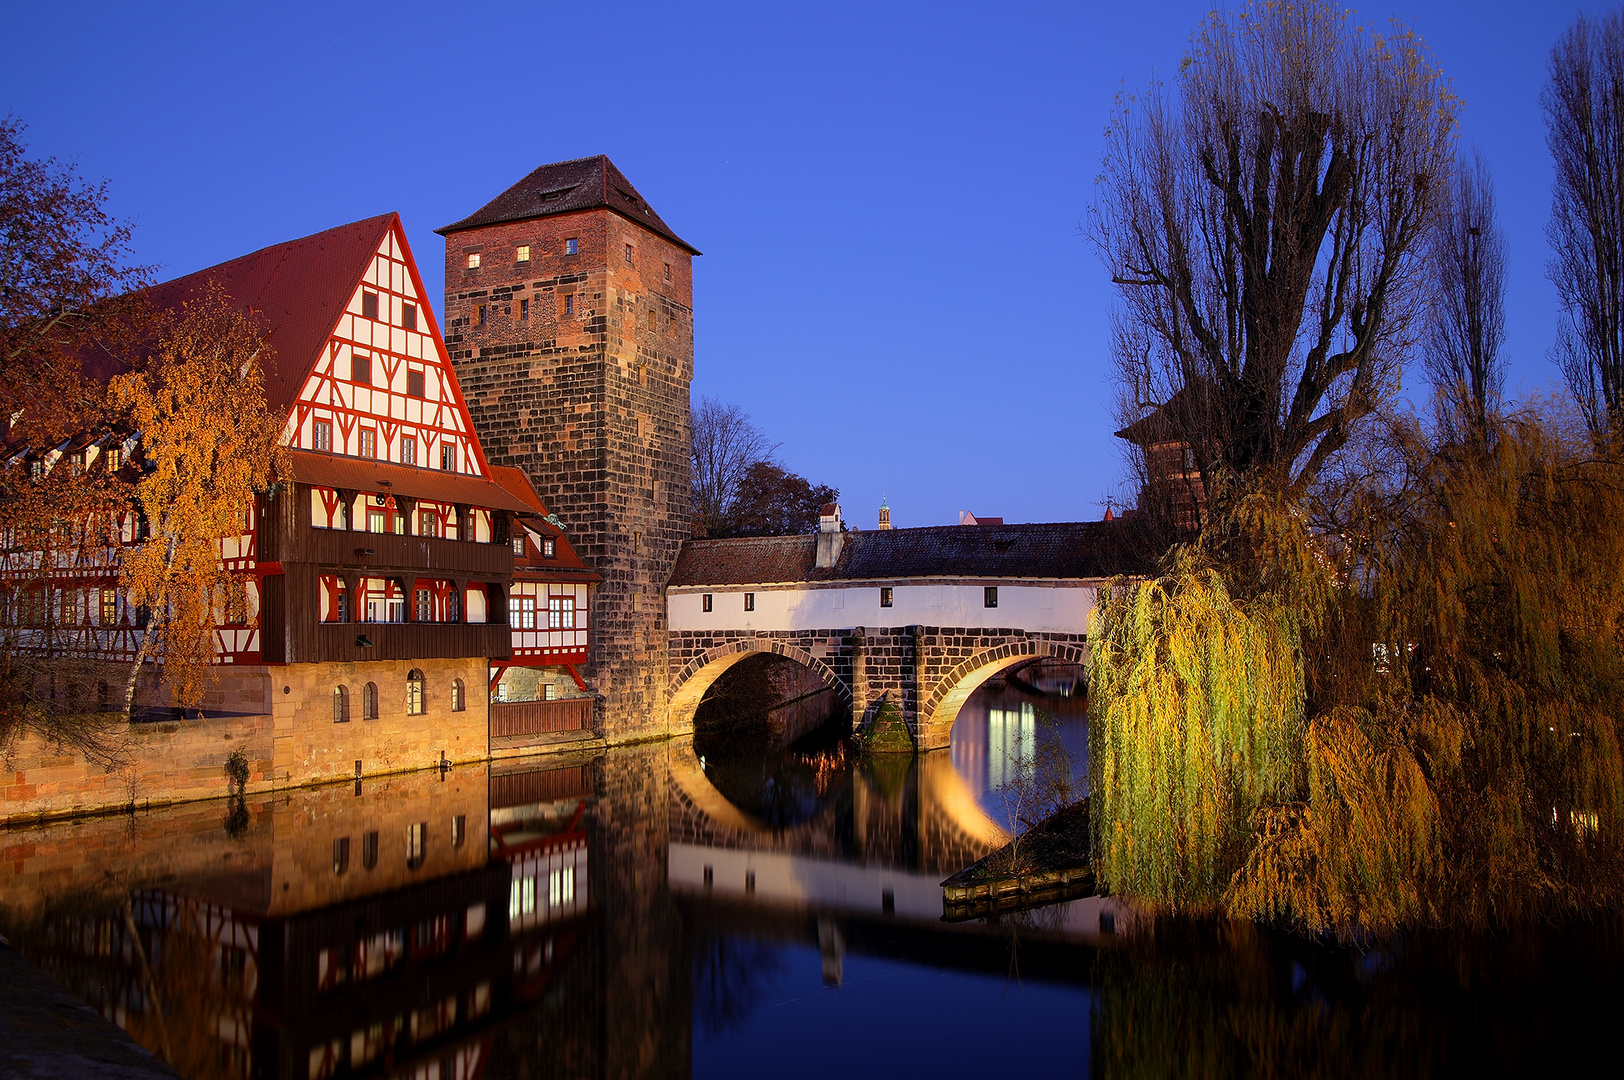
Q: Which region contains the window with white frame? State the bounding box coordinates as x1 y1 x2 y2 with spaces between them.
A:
548 596 574 629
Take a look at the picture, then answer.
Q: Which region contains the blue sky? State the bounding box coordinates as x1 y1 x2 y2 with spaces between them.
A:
0 0 1589 528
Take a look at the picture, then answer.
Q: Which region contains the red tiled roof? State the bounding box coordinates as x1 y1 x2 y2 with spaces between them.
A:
490 465 600 582
489 465 547 516
435 155 700 255
284 449 534 513
136 214 398 416
669 522 1142 587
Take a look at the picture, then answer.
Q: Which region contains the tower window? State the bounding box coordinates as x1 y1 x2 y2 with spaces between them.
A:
467 253 481 268
565 238 578 255
477 305 487 326
880 587 893 608
624 243 633 263
984 586 998 608
351 352 371 384
313 420 332 452
702 593 712 613
403 303 417 330
520 298 529 320
516 245 530 262
743 592 755 612
407 369 425 398
362 291 379 319
564 294 575 316
664 262 671 282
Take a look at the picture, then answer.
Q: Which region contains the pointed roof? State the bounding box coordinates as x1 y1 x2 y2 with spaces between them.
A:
435 155 700 254
142 214 398 415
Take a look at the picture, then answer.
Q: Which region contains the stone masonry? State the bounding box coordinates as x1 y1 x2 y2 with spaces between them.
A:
667 626 1090 750
442 175 695 743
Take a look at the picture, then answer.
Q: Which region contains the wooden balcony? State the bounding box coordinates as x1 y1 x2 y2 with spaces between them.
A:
291 525 512 578
490 698 594 738
281 621 511 664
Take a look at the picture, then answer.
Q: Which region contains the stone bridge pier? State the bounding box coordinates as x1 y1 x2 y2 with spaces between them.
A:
667 625 1089 750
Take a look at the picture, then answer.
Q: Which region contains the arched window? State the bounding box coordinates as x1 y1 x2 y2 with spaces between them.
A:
407 669 425 715
363 682 378 720
451 678 465 712
333 685 350 724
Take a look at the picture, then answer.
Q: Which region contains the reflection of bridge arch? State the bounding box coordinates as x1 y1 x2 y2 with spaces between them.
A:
666 738 1007 872
668 638 851 733
919 639 1088 748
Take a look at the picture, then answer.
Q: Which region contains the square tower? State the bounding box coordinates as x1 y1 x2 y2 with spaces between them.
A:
437 156 698 741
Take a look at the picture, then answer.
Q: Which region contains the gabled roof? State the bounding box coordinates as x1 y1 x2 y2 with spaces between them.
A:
490 465 600 583
669 522 1144 587
435 155 700 255
137 214 398 416
285 449 534 513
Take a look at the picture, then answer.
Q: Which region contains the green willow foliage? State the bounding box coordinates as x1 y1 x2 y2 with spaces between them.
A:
1091 417 1624 933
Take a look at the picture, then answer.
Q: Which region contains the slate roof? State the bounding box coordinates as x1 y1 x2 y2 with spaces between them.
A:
131 214 400 416
435 155 700 254
669 522 1143 587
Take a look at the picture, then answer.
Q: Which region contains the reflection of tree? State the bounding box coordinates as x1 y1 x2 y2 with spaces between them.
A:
1091 914 1624 1078
690 931 787 1037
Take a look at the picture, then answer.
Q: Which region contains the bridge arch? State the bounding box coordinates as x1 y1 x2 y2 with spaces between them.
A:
668 637 851 735
918 638 1089 749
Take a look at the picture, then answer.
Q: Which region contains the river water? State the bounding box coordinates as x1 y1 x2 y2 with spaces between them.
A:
2 672 1619 1078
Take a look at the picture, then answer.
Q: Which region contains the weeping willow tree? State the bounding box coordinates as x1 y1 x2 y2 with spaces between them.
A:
1093 413 1624 933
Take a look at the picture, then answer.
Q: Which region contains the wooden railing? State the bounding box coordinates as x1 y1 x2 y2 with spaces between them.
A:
301 621 511 664
490 697 594 738
293 524 512 577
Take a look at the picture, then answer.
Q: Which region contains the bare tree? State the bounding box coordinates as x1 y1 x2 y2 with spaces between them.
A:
1545 10 1624 438
1091 0 1457 502
1426 151 1508 441
690 396 777 536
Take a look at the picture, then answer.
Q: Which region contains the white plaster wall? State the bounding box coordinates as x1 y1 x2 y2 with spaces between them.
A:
667 581 1098 634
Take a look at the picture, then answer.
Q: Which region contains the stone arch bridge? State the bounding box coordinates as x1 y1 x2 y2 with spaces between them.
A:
664 515 1122 749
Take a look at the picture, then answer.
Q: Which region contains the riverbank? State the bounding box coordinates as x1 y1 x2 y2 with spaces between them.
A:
940 799 1094 919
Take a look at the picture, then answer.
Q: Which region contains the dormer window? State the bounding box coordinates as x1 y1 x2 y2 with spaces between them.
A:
512 536 525 556
543 538 555 559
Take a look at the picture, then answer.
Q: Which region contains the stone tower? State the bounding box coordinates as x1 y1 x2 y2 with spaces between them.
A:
437 157 698 741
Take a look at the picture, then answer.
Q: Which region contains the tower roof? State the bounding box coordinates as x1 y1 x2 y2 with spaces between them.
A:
435 155 700 254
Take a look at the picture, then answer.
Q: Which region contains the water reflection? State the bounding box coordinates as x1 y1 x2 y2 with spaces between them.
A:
1 680 1619 1079
949 662 1090 825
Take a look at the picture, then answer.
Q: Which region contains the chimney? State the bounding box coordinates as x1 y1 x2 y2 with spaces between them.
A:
877 498 892 531
816 503 844 568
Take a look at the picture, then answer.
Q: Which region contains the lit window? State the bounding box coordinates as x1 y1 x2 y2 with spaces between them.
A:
362 291 379 319
407 669 426 715
512 536 525 556
451 679 465 713
744 592 755 612
401 435 416 465
516 245 529 262
542 538 555 558
313 420 332 452
702 593 712 613
359 429 377 458
548 596 574 629
105 446 122 471
333 685 350 724
520 298 529 320
544 682 556 701
100 587 118 625
407 370 425 398
507 596 536 629
565 238 578 255
624 243 633 263
467 253 481 268
351 353 371 384
984 586 998 608
402 303 417 330
368 509 385 533
880 587 893 608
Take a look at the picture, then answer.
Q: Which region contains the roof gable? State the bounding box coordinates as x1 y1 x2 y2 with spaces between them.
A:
435 155 699 254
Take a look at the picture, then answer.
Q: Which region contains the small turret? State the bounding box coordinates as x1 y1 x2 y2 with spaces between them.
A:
816 502 844 568
877 498 892 531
